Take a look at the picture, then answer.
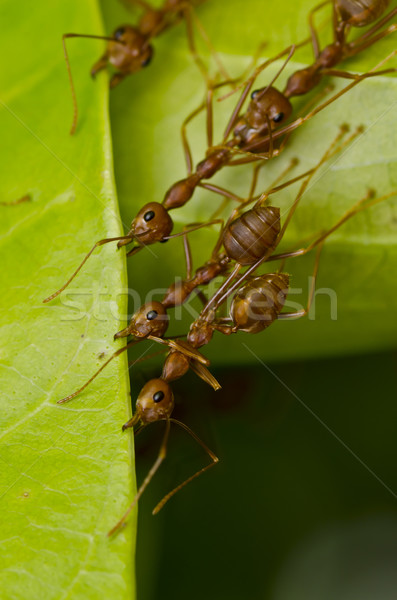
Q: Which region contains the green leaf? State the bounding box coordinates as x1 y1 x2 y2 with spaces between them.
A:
0 1 136 598
102 0 397 362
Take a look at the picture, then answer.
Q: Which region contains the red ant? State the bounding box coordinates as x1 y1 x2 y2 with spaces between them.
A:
52 159 325 404
105 126 397 534
42 47 396 306
63 0 227 134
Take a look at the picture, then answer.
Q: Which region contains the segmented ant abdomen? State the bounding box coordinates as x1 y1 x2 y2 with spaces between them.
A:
108 25 153 73
162 175 200 210
129 202 173 244
231 273 289 334
114 301 169 339
136 379 174 424
336 0 389 27
223 206 281 266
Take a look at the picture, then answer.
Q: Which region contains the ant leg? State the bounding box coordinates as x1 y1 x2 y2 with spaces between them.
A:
345 22 397 58
346 8 397 49
0 194 31 206
164 218 224 241
62 33 122 134
182 229 193 280
181 101 206 175
182 3 230 83
278 241 324 320
195 290 209 306
152 418 219 514
207 126 361 312
43 235 132 303
276 124 357 243
57 338 141 404
108 420 171 536
198 182 246 203
110 72 127 88
308 0 332 59
189 361 221 390
90 53 108 78
182 4 212 87
269 188 397 264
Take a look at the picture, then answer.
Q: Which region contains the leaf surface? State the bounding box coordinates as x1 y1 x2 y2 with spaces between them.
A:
0 1 136 598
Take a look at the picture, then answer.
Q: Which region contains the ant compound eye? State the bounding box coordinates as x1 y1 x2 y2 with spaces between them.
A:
251 89 260 99
153 391 165 403
146 310 158 321
273 112 284 123
114 27 125 40
144 210 155 222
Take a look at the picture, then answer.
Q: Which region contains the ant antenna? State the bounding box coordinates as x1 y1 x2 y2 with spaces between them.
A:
108 417 218 536
62 33 126 135
43 235 132 303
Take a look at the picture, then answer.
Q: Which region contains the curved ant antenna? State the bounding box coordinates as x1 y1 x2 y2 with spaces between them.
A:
44 219 222 302
62 33 126 135
42 235 132 303
108 417 218 537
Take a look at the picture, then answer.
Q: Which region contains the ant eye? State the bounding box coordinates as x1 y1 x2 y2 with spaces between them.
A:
146 310 158 321
114 27 125 40
251 89 260 99
141 55 152 67
273 112 284 123
144 210 155 222
153 391 165 403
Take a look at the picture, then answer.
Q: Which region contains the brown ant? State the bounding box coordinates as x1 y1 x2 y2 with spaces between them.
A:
42 47 396 306
105 126 396 534
63 0 227 134
53 161 324 403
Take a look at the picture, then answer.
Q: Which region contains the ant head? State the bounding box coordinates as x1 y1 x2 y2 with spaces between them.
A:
130 202 173 245
136 379 174 424
249 86 292 129
108 25 154 73
114 301 169 340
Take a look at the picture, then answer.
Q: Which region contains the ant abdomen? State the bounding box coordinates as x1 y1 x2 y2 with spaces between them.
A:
223 206 281 265
231 273 290 334
336 0 390 28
